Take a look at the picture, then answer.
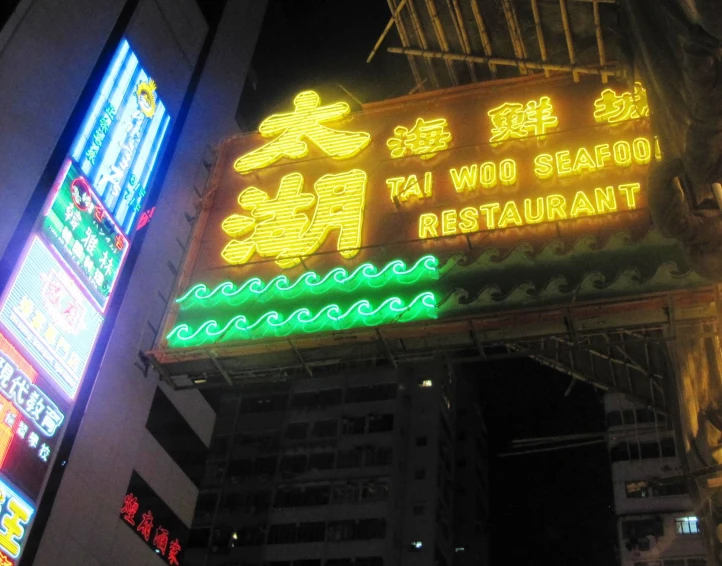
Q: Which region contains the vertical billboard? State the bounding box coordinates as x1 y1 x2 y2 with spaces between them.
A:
0 38 171 564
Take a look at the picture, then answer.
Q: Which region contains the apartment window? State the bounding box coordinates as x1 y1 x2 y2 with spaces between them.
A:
295 561 321 566
285 422 308 440
415 469 426 480
342 416 366 435
419 379 433 387
241 394 288 413
280 455 307 474
337 448 363 469
675 516 700 535
327 519 386 541
687 559 708 566
255 457 278 475
368 414 394 433
312 419 338 438
626 480 687 498
145 388 208 486
308 452 335 470
416 436 428 447
663 560 685 566
355 558 383 566
622 517 664 539
360 479 390 501
413 505 425 515
298 522 326 542
345 383 397 403
326 561 353 566
366 446 393 466
268 523 297 544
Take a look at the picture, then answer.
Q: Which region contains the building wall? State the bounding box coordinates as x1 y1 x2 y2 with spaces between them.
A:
0 0 267 564
604 393 707 566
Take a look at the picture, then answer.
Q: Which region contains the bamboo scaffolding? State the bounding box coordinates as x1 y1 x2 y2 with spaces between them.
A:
559 0 578 81
530 0 550 77
386 0 424 90
406 0 441 89
469 0 497 77
593 0 608 83
367 0 408 63
501 0 529 75
424 0 460 85
386 46 619 77
448 0 477 81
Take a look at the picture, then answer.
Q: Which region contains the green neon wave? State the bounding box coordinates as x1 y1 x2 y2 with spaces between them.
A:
176 255 439 309
167 291 437 346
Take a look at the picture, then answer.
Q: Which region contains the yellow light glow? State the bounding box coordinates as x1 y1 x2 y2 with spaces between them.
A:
480 162 496 189
523 197 545 224
593 82 649 124
613 141 632 167
533 154 554 180
488 96 559 145
387 177 405 202
458 207 479 233
441 210 457 235
0 495 30 557
387 118 452 160
499 159 517 186
569 191 596 217
387 174 433 203
234 90 371 174
618 182 640 209
479 203 500 229
497 201 523 228
221 169 367 268
450 165 477 193
546 195 567 220
594 187 617 213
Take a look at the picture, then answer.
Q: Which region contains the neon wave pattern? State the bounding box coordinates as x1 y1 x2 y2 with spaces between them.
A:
167 291 436 346
175 255 439 309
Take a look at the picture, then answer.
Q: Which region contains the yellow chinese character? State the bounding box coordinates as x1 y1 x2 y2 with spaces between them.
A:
386 118 452 160
222 170 367 269
0 493 31 558
487 96 559 145
593 82 649 124
234 91 371 174
18 297 33 319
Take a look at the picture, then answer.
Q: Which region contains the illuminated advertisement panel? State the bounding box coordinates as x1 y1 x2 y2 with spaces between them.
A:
0 237 104 400
162 79 666 350
0 475 35 565
70 38 171 235
41 160 129 312
0 333 67 501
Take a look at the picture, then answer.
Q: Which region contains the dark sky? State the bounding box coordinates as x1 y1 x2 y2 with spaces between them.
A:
243 1 617 563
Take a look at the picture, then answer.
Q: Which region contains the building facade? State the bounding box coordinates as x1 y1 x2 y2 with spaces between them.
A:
0 1 266 564
605 393 708 566
185 363 489 566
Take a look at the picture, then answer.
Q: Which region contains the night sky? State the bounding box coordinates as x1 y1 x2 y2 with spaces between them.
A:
244 1 616 563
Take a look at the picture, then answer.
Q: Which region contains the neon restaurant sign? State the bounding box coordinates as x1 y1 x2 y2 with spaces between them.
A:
0 39 171 563
161 77 684 352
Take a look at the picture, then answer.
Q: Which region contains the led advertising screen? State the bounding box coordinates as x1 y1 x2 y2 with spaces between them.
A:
70 38 171 235
41 160 129 312
0 237 104 400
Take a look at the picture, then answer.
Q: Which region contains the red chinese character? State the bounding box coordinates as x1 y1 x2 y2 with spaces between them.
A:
94 205 105 222
136 510 154 542
115 235 126 250
153 525 169 555
0 552 12 566
168 538 182 565
120 493 139 525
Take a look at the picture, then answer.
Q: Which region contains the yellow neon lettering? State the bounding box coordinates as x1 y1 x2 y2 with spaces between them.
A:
441 209 458 235
386 177 405 202
424 172 433 197
450 165 477 193
497 201 523 228
534 154 554 180
487 96 559 145
594 187 617 213
523 197 545 224
234 91 371 174
458 207 479 233
0 495 30 558
400 175 424 202
419 213 439 239
499 159 517 186
593 82 649 124
613 141 632 167
479 162 496 189
570 191 596 217
387 117 452 160
546 195 567 220
594 144 612 168
555 151 573 177
618 183 641 209
654 136 663 161
221 170 367 268
479 203 501 229
572 147 597 175
632 137 651 164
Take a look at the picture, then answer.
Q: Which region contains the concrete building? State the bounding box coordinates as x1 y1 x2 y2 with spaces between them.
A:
184 363 489 566
0 1 266 565
605 393 708 566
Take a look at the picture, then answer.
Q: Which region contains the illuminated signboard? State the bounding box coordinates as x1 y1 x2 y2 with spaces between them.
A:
0 475 34 566
0 237 104 400
0 333 67 501
70 38 171 234
120 471 188 565
162 79 666 349
41 160 129 311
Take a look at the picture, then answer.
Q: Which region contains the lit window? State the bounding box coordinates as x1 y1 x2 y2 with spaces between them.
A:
454 547 465 553
410 541 423 551
675 516 700 535
419 379 433 388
